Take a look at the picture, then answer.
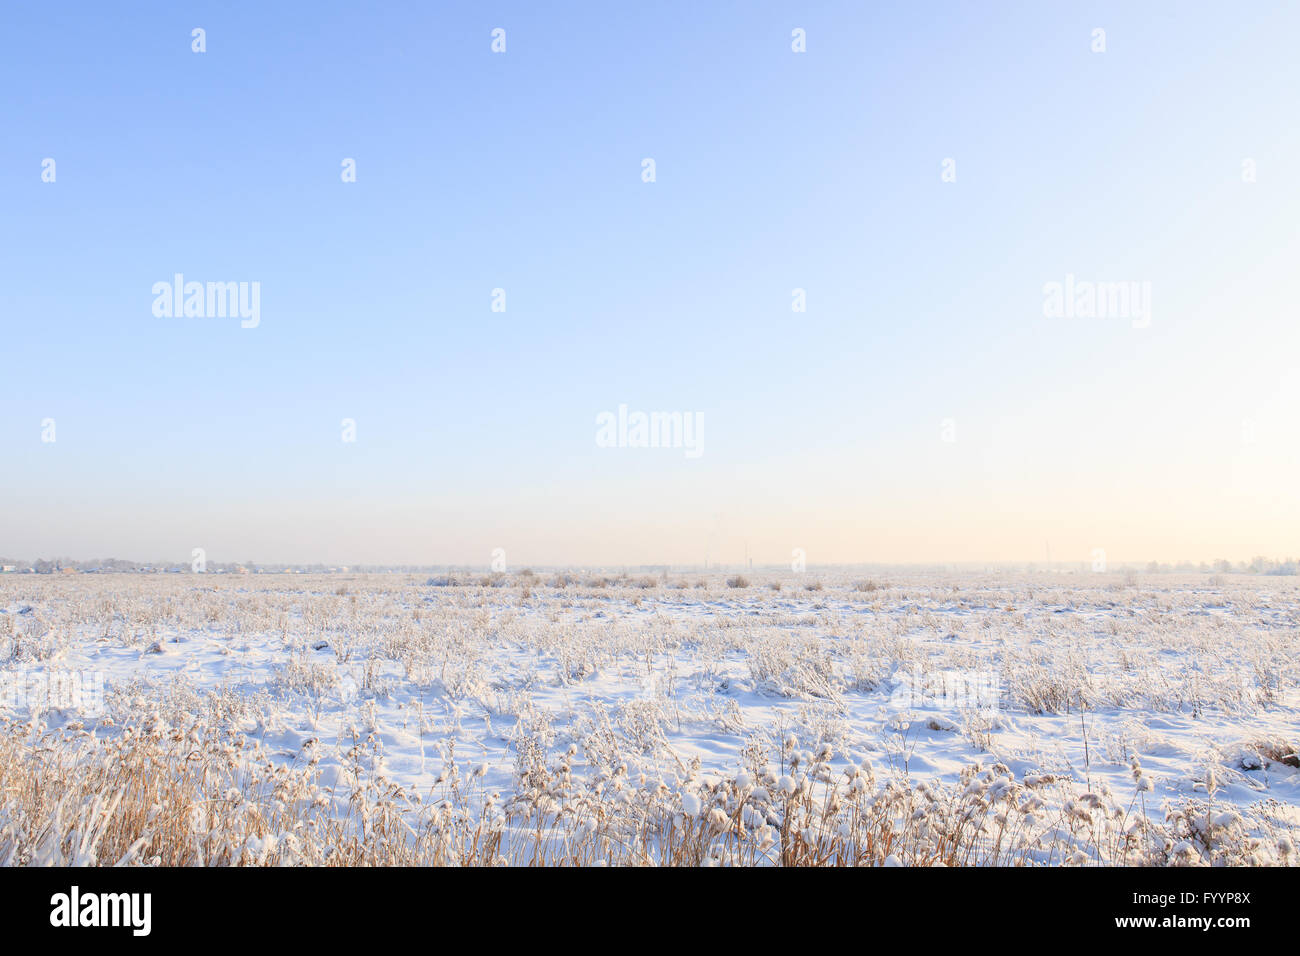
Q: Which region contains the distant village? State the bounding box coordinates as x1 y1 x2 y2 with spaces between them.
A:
0 559 353 575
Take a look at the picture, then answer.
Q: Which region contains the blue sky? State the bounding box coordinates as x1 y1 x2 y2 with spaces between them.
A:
3 2 1298 566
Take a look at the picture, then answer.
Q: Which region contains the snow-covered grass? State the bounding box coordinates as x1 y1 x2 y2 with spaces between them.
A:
1 570 1297 865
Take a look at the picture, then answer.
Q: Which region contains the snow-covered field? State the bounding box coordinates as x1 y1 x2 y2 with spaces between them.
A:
1 570 1297 865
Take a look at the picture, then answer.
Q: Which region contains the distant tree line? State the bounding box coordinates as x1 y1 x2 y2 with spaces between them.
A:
2 557 1297 575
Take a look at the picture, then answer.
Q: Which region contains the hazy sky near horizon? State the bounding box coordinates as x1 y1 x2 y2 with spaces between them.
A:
3 2 1298 567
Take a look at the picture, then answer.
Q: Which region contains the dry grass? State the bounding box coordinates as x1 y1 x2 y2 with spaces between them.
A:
2 716 1293 867
2 570 1298 867
1256 738 1299 769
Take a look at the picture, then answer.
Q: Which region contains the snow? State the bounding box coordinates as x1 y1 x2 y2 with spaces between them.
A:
1 569 1297 864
